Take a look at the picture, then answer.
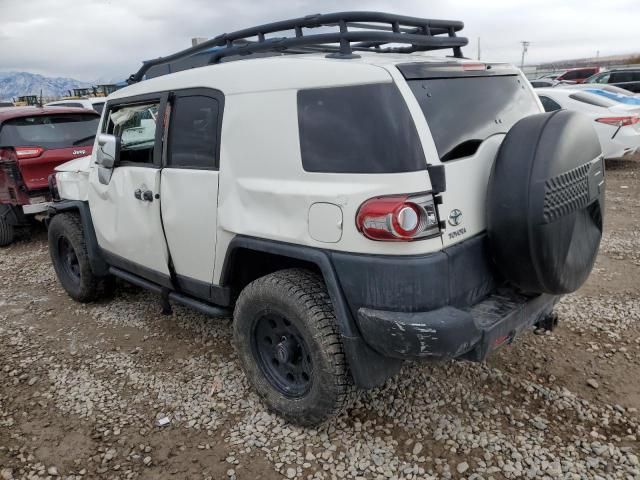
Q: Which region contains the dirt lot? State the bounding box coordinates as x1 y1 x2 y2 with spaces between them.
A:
1 161 639 480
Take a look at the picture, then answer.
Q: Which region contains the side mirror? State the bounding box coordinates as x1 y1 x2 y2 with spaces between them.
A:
96 133 120 169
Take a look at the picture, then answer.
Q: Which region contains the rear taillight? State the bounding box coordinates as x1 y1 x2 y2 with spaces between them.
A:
595 116 639 127
0 147 18 163
356 193 440 241
14 146 44 159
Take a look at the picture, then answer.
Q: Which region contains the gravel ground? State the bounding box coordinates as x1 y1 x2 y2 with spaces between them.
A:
1 160 639 480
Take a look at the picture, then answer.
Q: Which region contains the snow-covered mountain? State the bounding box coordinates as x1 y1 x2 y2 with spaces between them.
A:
0 71 91 101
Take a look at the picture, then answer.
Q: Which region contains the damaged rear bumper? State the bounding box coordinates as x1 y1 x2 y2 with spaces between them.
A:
356 291 558 361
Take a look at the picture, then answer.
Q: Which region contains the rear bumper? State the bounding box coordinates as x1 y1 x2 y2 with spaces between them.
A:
330 234 558 362
356 291 557 361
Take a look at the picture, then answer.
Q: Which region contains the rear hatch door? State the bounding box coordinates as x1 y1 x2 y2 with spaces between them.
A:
0 111 99 190
399 63 542 247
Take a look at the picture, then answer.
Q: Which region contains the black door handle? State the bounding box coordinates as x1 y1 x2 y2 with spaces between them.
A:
134 189 154 202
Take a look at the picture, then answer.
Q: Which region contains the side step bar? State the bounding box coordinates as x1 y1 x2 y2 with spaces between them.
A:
109 267 230 318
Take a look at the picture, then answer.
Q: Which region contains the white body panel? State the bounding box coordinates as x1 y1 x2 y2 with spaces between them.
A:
537 88 640 159
53 52 541 287
160 169 218 283
54 155 92 201
87 165 170 275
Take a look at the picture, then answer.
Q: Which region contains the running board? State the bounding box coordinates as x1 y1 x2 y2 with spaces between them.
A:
109 267 230 318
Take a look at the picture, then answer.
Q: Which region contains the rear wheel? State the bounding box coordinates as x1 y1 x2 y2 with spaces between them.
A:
48 213 112 302
233 269 355 426
0 205 16 247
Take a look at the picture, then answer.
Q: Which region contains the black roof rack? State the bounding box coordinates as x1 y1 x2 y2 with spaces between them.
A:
129 12 467 83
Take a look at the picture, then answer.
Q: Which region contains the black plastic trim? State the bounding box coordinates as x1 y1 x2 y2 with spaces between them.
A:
101 249 173 289
109 266 229 317
357 292 557 361
175 273 232 307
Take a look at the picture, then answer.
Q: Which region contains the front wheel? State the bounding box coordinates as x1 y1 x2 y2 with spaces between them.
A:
48 213 113 302
233 269 355 426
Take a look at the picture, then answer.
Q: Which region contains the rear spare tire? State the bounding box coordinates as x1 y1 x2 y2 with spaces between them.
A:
487 110 605 294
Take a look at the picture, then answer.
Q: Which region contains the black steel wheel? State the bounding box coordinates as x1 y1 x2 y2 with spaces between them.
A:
252 313 313 397
234 269 355 426
57 236 81 286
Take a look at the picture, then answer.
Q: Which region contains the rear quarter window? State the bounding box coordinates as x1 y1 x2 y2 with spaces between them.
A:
297 83 425 174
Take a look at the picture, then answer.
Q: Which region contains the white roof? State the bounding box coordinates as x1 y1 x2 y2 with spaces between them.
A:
110 52 508 99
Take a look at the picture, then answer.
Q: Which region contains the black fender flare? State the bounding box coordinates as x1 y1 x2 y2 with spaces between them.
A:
47 200 110 277
221 235 403 388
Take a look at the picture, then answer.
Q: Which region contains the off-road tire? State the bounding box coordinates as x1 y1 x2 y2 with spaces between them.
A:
0 205 16 247
233 268 355 426
48 213 112 302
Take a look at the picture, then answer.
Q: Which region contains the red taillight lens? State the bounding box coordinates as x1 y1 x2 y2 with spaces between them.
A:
14 146 44 159
356 193 440 241
595 116 639 127
0 147 18 162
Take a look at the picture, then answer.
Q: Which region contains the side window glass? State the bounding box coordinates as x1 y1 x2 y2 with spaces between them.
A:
167 95 219 169
611 72 632 83
596 73 610 84
539 96 562 112
107 102 159 164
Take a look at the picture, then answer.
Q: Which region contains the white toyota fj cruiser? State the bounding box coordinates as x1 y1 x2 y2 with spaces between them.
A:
47 12 605 425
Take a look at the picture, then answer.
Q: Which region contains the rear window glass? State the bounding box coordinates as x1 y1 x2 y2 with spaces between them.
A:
0 113 99 149
408 75 540 161
297 83 425 173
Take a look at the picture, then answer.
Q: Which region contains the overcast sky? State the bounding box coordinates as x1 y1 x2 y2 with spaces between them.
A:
1 0 639 82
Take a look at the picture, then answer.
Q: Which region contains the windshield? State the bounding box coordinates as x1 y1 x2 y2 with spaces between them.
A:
408 75 540 161
0 113 99 149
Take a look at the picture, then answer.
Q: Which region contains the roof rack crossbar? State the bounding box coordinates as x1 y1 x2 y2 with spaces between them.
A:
130 11 467 83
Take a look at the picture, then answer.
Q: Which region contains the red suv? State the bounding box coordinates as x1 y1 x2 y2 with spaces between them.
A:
555 66 602 84
0 106 100 246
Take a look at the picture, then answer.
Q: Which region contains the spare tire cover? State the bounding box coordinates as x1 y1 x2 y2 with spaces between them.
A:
487 110 605 294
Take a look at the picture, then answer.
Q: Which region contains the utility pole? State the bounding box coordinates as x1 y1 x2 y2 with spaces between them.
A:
520 41 530 69
477 37 481 61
